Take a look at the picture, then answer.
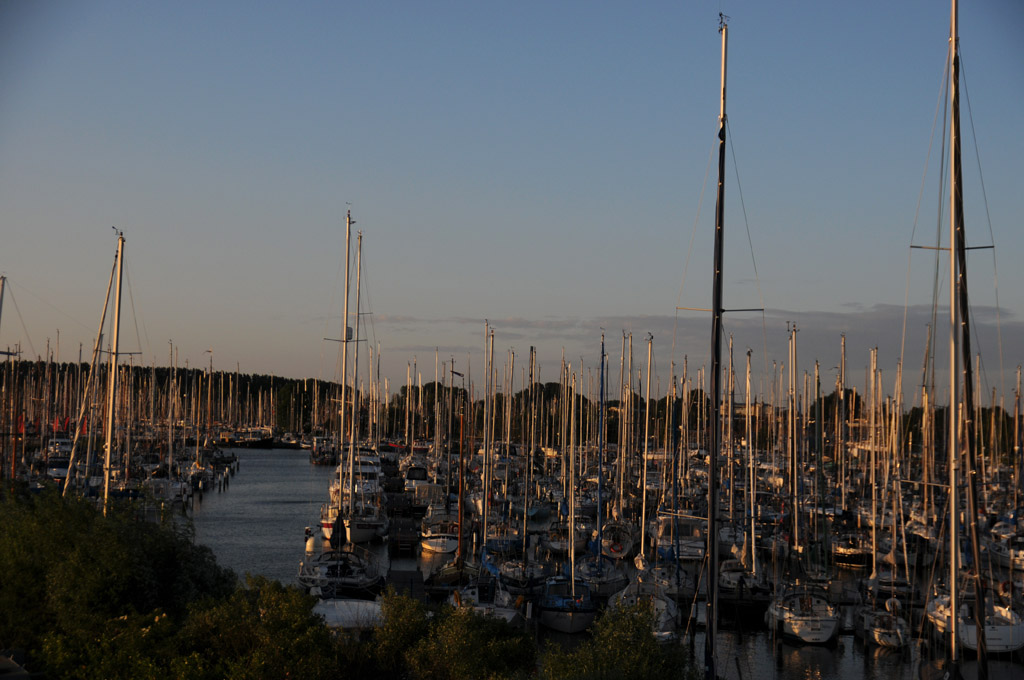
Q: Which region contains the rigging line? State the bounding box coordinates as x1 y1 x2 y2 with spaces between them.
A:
724 118 770 381
123 260 150 364
318 219 348 387
3 277 93 335
671 129 717 373
3 283 38 359
925 56 953 402
359 247 379 364
902 58 951 395
960 54 1005 399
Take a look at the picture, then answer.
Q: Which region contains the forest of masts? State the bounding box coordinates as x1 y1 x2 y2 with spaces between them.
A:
1 336 1021 489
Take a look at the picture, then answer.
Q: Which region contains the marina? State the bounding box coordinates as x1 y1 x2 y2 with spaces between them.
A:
2 2 1023 679
188 446 1024 679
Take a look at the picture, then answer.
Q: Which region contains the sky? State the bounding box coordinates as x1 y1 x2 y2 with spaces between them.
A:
1 0 1023 407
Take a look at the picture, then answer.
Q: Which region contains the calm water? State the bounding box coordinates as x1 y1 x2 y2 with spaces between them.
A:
190 447 335 585
190 448 1022 680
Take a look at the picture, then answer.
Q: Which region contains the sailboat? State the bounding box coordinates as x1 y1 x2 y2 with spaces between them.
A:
297 542 385 599
717 351 771 621
574 335 631 599
340 232 389 544
923 0 1024 666
851 355 911 650
607 553 680 643
764 581 841 645
537 370 598 634
316 218 388 546
764 328 841 645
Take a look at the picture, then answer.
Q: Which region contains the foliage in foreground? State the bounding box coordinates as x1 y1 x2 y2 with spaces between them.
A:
540 601 699 680
0 487 697 680
0 486 237 675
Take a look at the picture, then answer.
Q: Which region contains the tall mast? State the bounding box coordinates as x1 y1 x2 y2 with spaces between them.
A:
869 348 878 579
167 342 174 480
347 231 363 516
339 210 354 520
640 334 653 560
597 334 605 571
746 349 756 577
1015 367 1021 512
948 0 988 672
705 14 727 680
102 233 125 516
838 335 846 511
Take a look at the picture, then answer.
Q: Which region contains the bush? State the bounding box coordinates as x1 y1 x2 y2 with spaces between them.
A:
177 575 342 680
540 601 697 680
404 605 535 680
0 488 236 676
374 587 432 674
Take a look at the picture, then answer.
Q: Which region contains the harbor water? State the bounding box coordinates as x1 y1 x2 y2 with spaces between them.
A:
190 447 335 586
190 448 1022 680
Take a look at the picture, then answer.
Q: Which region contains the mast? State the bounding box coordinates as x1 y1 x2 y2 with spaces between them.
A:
949 0 988 672
597 334 606 572
102 233 125 516
569 370 578 595
870 348 878 580
640 334 652 559
167 342 174 479
480 323 492 561
746 349 756 577
347 231 363 516
339 209 354 523
705 14 727 680
838 335 846 512
1015 367 1021 512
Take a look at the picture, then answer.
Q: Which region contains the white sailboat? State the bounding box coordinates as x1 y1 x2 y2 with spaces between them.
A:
927 591 1024 655
764 582 841 645
341 232 389 544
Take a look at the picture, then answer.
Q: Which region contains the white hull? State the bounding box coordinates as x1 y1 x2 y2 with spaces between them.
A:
420 534 459 554
766 586 840 645
857 607 909 649
767 611 840 644
930 597 1024 654
344 516 387 544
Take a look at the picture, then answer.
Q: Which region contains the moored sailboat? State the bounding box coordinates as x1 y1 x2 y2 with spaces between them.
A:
764 582 841 645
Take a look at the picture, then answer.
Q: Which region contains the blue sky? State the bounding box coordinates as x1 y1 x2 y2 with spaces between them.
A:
1 1 1022 405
